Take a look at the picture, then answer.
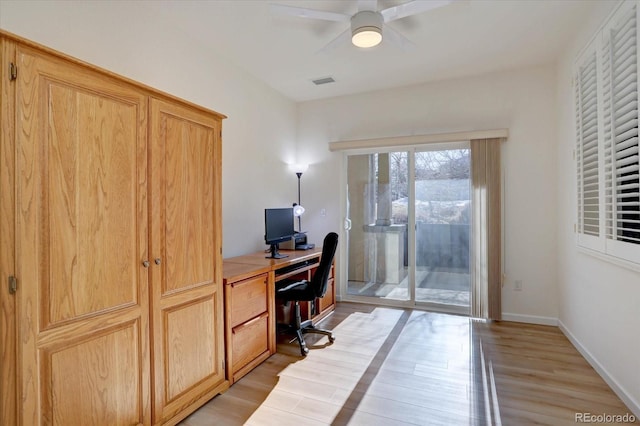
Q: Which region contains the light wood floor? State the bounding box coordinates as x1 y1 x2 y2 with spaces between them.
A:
181 303 638 425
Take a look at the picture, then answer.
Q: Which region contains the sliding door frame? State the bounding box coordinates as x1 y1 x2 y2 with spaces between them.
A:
339 142 472 315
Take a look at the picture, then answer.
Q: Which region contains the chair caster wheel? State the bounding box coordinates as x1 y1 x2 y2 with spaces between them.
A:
301 346 309 356
329 334 335 343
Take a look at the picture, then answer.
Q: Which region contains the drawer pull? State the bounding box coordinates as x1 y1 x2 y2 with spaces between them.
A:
230 277 267 288
232 312 268 334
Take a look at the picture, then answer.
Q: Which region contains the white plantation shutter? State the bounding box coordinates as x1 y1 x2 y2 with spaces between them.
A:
575 0 640 265
602 2 640 262
576 50 601 239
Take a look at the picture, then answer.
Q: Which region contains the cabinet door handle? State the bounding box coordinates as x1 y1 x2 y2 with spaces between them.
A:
154 258 161 265
142 260 150 268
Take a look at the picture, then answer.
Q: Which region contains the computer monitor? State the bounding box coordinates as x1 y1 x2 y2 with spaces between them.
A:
264 207 295 259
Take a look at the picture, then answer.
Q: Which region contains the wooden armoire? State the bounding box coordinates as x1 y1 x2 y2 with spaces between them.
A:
0 31 228 425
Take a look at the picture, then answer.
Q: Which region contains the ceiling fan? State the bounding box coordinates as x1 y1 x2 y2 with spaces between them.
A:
270 0 453 52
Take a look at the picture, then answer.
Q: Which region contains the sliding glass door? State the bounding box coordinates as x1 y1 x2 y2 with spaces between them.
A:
414 148 471 308
345 145 471 313
346 152 410 301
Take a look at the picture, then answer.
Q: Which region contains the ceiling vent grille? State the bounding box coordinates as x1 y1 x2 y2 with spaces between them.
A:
312 77 335 85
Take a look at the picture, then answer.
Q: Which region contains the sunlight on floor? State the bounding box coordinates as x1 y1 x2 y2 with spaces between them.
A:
243 308 496 425
244 308 404 424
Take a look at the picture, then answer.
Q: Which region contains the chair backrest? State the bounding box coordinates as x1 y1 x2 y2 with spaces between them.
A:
311 232 339 298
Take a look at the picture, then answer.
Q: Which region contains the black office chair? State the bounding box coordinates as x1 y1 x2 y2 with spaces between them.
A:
276 232 339 356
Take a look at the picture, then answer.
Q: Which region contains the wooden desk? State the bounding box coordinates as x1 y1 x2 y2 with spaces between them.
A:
222 248 335 383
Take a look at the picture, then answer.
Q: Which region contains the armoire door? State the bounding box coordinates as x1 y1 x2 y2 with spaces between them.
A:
148 98 225 424
15 46 151 425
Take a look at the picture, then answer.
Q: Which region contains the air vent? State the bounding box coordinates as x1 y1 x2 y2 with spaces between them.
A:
312 77 335 85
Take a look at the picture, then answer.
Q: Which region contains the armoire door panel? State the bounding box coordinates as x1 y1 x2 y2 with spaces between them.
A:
16 46 151 425
43 320 144 426
149 97 224 424
45 82 140 327
162 115 215 295
164 296 218 401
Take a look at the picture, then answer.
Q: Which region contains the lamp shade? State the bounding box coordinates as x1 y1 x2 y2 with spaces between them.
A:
292 163 309 174
293 204 305 217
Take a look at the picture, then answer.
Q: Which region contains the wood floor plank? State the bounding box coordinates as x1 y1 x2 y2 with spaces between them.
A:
333 409 416 426
180 303 639 425
244 405 327 426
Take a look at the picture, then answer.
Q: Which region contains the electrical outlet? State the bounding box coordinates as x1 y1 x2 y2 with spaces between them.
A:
514 280 523 291
320 208 326 217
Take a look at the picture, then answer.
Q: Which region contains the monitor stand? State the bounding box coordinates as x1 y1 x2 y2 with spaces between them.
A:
266 243 288 259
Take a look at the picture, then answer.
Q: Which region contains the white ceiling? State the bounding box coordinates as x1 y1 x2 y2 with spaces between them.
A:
147 0 597 102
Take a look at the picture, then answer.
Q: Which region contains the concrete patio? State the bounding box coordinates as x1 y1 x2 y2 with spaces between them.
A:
347 266 470 307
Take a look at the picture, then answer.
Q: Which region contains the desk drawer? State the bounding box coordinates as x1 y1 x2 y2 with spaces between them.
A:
227 273 268 328
318 278 334 312
232 313 269 371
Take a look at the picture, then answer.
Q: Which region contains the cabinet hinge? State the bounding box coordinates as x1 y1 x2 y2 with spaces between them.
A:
8 275 17 294
9 63 17 81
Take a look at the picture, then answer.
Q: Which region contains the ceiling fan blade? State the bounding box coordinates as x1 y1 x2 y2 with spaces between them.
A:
269 4 350 22
384 25 415 52
381 0 452 23
316 28 351 55
357 0 378 11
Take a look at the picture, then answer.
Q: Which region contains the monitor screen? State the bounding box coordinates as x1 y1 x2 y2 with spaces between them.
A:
264 208 295 245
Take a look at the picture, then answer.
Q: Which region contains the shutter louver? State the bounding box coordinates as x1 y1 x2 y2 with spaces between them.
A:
576 52 600 237
603 4 640 246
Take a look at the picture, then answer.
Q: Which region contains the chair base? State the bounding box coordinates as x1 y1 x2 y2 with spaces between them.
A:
282 303 335 356
290 323 335 356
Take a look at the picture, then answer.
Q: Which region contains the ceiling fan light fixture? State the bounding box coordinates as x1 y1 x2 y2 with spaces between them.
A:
351 10 383 48
352 27 382 48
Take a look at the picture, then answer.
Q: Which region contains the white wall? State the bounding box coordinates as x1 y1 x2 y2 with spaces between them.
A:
0 0 298 257
297 65 559 322
3 0 638 415
556 1 640 415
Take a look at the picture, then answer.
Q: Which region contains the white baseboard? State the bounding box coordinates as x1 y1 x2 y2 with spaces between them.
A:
558 320 640 419
501 313 558 326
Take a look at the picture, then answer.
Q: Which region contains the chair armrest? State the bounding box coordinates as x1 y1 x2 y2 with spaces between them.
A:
276 280 308 293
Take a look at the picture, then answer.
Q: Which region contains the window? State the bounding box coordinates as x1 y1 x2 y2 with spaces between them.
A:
576 46 600 242
575 1 640 264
